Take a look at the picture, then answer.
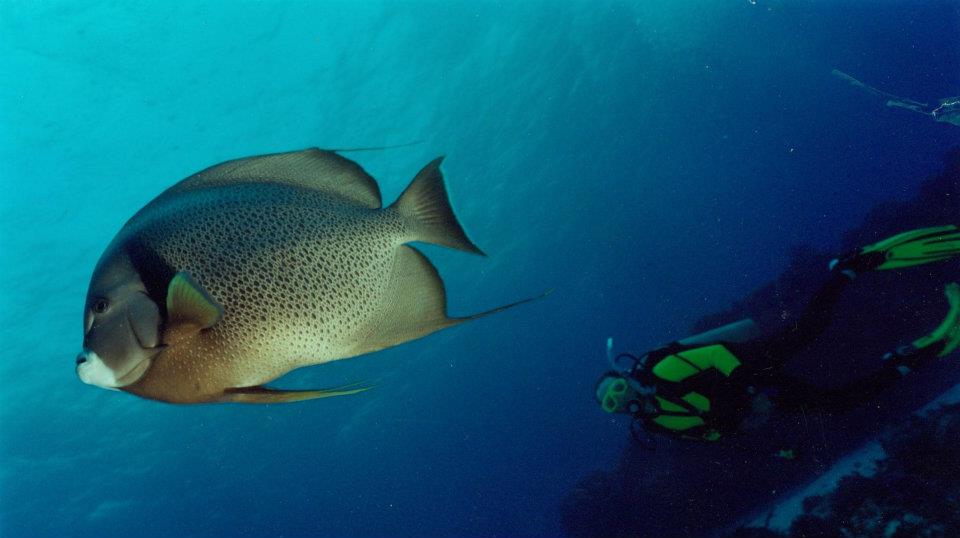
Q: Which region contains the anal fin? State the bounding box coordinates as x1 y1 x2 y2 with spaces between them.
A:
350 245 456 356
350 245 549 357
220 383 370 404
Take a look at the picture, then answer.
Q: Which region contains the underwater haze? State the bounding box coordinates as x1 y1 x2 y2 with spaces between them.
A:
1 1 959 537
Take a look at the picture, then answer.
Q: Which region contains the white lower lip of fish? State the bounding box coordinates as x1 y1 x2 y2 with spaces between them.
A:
76 351 122 391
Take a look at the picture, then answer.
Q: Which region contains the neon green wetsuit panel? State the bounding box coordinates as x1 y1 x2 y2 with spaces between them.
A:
651 357 698 382
653 415 705 431
647 344 741 439
682 392 711 412
651 344 742 382
681 345 741 376
656 392 711 414
655 396 687 413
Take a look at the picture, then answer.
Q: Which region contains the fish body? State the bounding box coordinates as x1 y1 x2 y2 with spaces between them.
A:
77 149 519 404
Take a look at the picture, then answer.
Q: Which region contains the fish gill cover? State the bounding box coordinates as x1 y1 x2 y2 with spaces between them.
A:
0 1 959 537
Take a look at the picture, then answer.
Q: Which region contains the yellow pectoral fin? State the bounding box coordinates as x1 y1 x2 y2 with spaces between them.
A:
220 383 372 404
163 271 223 345
166 271 222 330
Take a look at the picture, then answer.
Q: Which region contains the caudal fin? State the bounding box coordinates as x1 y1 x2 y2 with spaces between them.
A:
390 157 485 255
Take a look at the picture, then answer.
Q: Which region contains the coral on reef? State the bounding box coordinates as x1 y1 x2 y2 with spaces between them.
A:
734 402 960 537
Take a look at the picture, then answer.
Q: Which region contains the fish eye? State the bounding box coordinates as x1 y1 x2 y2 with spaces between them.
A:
92 299 110 314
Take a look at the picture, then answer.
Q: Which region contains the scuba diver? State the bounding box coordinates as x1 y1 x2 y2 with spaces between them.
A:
832 69 960 127
596 225 960 445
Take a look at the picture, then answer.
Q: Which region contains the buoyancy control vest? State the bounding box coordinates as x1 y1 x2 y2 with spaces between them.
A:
639 343 751 441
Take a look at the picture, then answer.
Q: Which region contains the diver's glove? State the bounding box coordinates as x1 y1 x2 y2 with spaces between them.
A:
830 225 960 277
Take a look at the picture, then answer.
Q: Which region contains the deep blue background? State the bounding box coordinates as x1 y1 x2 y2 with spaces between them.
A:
1 1 958 536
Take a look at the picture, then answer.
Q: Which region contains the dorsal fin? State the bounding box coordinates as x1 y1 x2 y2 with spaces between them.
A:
169 148 382 208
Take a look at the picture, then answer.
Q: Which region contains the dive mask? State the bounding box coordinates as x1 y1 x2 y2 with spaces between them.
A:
601 377 630 413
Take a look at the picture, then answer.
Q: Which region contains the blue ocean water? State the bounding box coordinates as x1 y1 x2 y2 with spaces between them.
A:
0 1 958 537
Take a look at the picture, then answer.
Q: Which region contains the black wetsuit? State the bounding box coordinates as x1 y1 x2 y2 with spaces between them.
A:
731 273 917 414
632 271 939 440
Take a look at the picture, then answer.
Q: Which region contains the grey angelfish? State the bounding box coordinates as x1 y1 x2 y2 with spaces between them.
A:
76 148 537 404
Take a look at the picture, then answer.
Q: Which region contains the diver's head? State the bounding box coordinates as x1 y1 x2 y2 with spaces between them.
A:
595 372 641 414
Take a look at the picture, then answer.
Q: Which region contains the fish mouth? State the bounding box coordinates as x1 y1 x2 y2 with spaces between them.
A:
76 350 152 389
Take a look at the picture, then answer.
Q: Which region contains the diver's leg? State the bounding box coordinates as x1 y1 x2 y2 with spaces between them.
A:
716 274 852 382
763 229 960 361
769 373 852 414
770 282 959 414
770 344 948 415
769 365 904 415
757 271 855 366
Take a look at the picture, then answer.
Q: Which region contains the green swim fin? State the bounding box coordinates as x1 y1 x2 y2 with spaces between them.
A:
863 225 960 270
833 225 960 274
913 282 960 358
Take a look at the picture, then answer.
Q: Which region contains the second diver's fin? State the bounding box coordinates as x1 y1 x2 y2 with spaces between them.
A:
220 383 372 404
912 282 960 358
